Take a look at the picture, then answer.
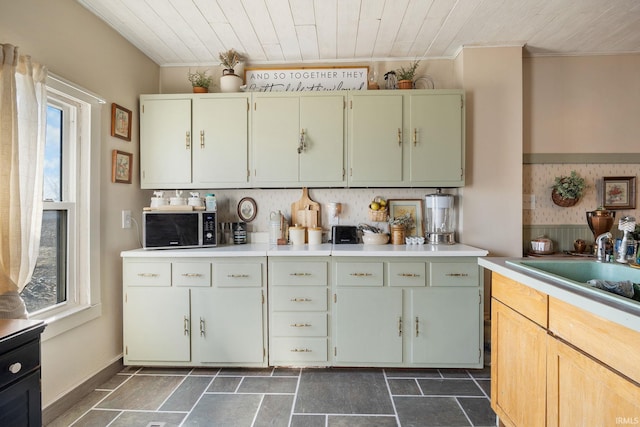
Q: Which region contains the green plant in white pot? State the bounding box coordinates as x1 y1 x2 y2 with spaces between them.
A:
218 49 246 92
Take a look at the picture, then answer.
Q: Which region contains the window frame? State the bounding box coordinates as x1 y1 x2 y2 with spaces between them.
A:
27 75 103 340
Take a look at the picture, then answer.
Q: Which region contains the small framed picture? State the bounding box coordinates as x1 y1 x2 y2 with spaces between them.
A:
112 150 133 184
602 176 636 210
237 197 257 222
111 103 132 141
388 199 424 237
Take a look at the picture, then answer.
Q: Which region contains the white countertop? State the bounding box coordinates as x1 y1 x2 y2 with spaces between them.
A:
121 243 488 258
479 257 640 333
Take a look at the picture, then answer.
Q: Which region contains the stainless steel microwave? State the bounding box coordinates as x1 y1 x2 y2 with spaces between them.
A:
143 211 217 249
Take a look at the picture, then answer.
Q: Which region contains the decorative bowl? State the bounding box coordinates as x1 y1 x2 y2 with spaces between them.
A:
362 233 389 245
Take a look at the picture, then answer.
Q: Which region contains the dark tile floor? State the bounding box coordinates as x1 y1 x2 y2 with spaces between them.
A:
47 366 495 427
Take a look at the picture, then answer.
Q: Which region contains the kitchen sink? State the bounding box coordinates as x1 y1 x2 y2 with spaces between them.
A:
506 259 640 302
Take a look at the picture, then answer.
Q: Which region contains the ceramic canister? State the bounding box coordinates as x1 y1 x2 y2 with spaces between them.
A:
289 226 305 245
308 227 322 245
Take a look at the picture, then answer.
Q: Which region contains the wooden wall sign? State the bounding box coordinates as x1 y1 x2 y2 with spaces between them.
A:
244 66 368 92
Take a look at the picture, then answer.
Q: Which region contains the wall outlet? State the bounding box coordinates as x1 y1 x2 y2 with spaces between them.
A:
122 210 132 229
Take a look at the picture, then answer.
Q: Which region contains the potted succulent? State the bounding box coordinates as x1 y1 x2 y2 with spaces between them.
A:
218 49 246 92
551 170 587 207
396 60 420 89
187 70 213 93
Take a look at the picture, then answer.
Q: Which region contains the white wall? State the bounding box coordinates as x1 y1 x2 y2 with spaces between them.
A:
0 0 158 408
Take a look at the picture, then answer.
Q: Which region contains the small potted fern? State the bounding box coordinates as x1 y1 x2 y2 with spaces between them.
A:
396 60 420 89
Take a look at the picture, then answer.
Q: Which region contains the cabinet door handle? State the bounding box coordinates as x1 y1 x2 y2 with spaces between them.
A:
445 273 469 277
290 348 312 353
227 274 250 278
413 128 417 146
398 273 420 277
290 298 312 302
289 272 312 277
181 273 203 278
8 362 22 374
184 316 190 336
415 316 420 337
397 128 402 146
137 273 158 278
200 130 205 148
186 131 190 149
349 272 373 277
398 317 403 336
290 323 312 328
200 317 205 337
297 128 306 153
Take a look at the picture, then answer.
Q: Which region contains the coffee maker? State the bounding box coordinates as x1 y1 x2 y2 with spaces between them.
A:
425 189 456 244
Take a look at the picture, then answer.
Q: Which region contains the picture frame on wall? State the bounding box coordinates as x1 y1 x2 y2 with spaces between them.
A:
112 150 133 184
388 199 424 237
111 103 132 141
602 176 636 210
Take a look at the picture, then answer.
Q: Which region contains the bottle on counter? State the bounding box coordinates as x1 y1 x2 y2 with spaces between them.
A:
205 193 217 211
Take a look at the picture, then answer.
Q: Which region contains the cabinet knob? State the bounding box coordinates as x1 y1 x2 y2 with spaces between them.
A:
9 362 22 374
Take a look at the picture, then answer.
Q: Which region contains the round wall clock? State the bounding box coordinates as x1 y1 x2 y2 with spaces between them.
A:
237 197 257 222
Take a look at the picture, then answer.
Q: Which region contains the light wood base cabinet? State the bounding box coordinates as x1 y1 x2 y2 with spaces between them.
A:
490 272 640 427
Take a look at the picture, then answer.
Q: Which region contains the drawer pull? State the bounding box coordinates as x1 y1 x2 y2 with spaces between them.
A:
445 273 469 277
227 274 250 278
290 298 312 302
289 272 312 276
290 348 312 353
182 273 203 278
8 362 22 374
398 273 420 277
137 273 158 278
349 273 373 277
290 323 312 328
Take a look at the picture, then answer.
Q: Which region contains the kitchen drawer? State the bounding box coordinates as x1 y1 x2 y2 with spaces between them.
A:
172 262 211 287
213 262 262 287
123 261 171 286
430 262 478 287
271 312 327 337
388 262 427 287
271 287 327 312
270 261 328 286
269 338 328 363
0 340 40 389
335 262 384 286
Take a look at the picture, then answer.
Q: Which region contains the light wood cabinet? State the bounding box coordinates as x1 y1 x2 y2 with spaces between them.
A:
490 271 640 427
140 94 250 189
333 257 483 367
123 258 267 367
252 93 346 187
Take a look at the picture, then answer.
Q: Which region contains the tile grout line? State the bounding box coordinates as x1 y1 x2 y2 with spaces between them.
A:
287 368 302 427
179 370 218 427
382 368 402 426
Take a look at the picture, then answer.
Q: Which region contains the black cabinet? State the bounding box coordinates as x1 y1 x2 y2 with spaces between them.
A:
0 319 46 427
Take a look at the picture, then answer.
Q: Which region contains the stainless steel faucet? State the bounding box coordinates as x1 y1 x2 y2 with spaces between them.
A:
596 232 613 262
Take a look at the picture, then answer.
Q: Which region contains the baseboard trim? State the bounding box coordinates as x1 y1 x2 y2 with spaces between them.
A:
42 358 124 425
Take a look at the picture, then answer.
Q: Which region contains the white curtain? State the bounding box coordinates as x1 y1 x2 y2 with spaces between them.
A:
0 44 47 319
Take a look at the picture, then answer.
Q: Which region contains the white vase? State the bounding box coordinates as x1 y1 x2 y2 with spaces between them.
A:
220 69 243 93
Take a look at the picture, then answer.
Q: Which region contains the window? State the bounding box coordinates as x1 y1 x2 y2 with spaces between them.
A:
20 75 103 332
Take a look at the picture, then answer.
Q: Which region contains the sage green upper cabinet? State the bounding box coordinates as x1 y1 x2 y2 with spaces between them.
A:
252 93 346 187
406 92 464 186
348 92 404 187
140 94 250 189
140 96 192 188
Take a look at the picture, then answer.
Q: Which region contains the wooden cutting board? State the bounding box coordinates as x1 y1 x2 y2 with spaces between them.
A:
291 188 321 229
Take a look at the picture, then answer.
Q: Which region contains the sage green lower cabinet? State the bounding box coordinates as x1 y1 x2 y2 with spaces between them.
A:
123 257 267 367
268 257 330 366
332 257 483 368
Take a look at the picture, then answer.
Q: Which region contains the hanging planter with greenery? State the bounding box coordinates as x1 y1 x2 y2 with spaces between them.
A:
551 170 587 207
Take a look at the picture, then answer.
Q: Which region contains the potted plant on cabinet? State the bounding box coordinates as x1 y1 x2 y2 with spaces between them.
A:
396 60 420 89
188 70 213 93
218 48 246 93
551 170 587 207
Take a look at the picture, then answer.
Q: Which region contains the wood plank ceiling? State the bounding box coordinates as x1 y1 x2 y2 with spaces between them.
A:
77 0 640 66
